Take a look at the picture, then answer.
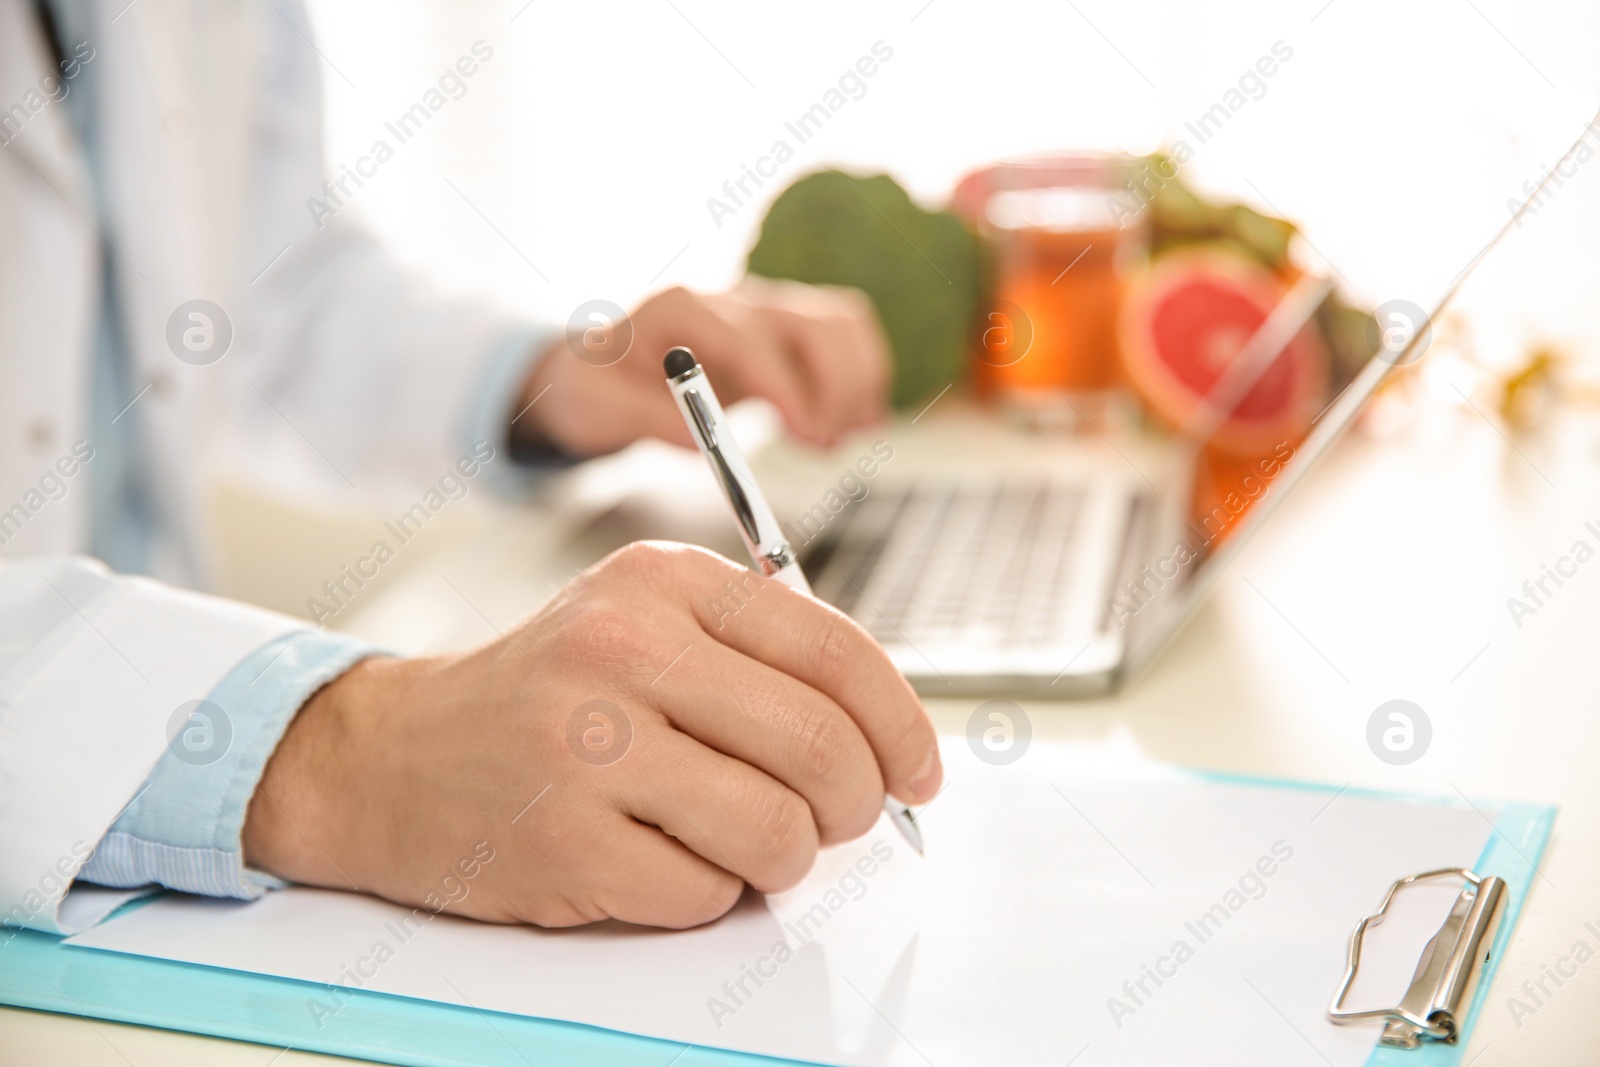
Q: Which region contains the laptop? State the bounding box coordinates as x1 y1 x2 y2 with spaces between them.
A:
800 114 1597 697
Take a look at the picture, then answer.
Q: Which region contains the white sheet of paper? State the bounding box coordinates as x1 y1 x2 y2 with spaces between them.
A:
67 743 1494 1066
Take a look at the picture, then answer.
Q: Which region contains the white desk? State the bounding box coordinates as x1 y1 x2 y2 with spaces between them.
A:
6 396 1598 1066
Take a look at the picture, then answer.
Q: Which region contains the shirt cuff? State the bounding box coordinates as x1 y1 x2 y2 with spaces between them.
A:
77 630 382 900
463 324 579 498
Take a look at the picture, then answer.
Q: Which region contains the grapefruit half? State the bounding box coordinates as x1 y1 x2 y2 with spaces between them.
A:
1120 249 1327 457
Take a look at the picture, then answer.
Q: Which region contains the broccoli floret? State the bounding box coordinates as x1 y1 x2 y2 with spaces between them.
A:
747 171 981 409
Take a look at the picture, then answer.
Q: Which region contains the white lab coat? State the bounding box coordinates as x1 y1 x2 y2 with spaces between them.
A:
0 0 539 579
0 0 542 933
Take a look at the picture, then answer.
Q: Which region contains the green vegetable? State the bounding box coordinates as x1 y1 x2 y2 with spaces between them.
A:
746 161 1374 407
1143 154 1297 270
747 171 981 408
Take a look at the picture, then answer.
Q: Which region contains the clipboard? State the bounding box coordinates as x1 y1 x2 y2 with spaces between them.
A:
1330 866 1506 1049
1 920 774 1067
0 776 1554 1067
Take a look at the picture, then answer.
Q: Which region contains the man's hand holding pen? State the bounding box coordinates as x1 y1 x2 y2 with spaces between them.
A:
242 281 939 929
243 541 942 929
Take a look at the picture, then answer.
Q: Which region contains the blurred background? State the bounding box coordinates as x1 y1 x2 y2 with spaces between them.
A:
218 0 1600 623
300 0 1600 352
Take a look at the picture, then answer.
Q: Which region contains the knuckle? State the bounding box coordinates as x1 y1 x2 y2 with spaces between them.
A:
889 713 931 770
810 287 874 331
603 539 673 575
676 873 744 928
793 708 850 785
870 360 891 395
520 897 601 928
653 285 696 315
752 790 817 886
607 539 724 588
826 787 883 845
807 618 859 690
862 325 891 369
836 286 876 321
562 596 657 668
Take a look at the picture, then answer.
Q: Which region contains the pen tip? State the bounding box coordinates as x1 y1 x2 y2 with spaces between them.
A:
889 804 924 856
663 347 697 379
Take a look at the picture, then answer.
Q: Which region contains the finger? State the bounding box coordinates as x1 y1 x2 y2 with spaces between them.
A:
760 289 890 437
835 298 893 428
594 376 696 451
644 634 884 846
652 289 821 446
759 308 867 444
525 354 692 455
584 814 746 929
670 549 943 805
627 379 696 449
744 278 892 429
620 726 819 893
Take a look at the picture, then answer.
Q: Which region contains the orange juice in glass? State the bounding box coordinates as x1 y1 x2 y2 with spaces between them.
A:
959 156 1148 415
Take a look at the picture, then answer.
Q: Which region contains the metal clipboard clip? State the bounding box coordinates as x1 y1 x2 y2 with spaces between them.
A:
1328 867 1506 1049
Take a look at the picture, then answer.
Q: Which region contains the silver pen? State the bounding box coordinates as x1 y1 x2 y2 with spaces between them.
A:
663 346 924 855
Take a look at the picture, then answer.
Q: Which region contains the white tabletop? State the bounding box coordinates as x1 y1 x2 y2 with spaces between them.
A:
7 391 1599 1066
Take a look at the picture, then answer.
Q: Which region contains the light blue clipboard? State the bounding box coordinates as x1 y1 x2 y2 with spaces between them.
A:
0 777 1555 1067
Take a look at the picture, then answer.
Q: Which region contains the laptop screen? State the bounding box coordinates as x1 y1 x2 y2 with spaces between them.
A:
743 1 1595 692
1115 14 1600 677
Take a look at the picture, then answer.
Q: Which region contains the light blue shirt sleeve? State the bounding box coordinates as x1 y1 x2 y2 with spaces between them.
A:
463 325 580 496
78 630 382 900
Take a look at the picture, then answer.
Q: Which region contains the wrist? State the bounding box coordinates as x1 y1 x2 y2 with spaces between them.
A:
242 656 399 892
509 338 565 453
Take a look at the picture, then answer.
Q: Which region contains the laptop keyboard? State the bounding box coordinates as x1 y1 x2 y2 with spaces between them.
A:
808 479 1086 649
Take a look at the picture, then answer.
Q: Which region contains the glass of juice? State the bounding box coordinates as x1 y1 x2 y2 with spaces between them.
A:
955 155 1149 422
